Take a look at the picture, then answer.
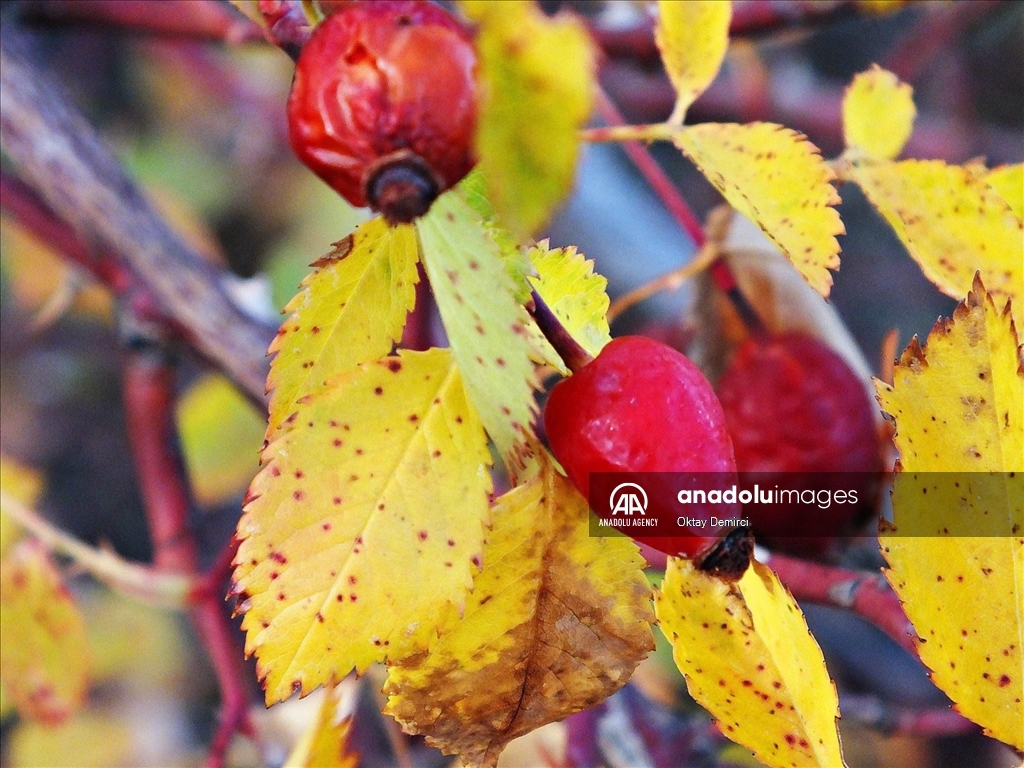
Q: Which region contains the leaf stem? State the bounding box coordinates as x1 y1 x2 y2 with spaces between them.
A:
590 88 768 337
0 490 194 607
528 289 594 374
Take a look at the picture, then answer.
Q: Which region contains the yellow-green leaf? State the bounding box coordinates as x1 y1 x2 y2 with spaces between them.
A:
234 348 492 703
177 374 265 507
384 459 653 767
418 191 539 471
284 684 357 768
986 164 1023 220
0 456 43 559
654 558 844 768
876 280 1023 749
0 540 91 725
266 217 419 436
674 123 844 296
849 159 1024 327
525 241 611 373
655 0 732 123
473 0 596 238
842 65 915 161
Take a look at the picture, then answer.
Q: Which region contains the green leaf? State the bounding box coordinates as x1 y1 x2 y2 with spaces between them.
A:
266 217 419 436
234 349 492 703
418 191 539 472
473 0 596 238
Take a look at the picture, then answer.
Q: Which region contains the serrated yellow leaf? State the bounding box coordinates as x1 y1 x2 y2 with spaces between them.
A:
525 241 611 373
473 0 596 238
0 456 43 558
234 349 491 703
384 459 653 767
654 558 844 768
266 217 419 436
987 164 1023 221
655 0 732 123
843 65 915 161
850 159 1024 327
418 191 539 472
177 374 265 506
284 684 357 768
876 281 1024 749
674 123 843 296
0 541 91 726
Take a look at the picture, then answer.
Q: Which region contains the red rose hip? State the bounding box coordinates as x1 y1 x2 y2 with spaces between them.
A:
287 1 477 223
716 332 883 555
544 336 747 571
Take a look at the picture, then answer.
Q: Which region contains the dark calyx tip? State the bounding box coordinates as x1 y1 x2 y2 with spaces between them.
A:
697 528 755 581
365 151 441 225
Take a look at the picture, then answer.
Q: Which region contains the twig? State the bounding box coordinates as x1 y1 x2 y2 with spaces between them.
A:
607 242 719 322
0 490 194 608
763 552 919 657
18 0 264 44
839 693 979 737
120 333 255 768
0 27 275 406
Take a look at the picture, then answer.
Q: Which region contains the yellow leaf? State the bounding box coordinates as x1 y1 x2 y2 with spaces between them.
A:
7 711 136 768
655 0 732 123
384 459 653 767
855 0 910 13
418 191 539 472
284 684 357 768
842 65 915 161
525 241 611 373
0 456 43 558
0 541 91 726
266 217 419 436
473 0 596 237
876 280 1024 749
986 164 1024 220
234 349 492 703
177 374 265 507
849 159 1024 327
674 123 844 296
654 558 844 768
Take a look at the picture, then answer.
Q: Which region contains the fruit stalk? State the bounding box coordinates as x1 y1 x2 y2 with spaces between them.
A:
528 288 594 373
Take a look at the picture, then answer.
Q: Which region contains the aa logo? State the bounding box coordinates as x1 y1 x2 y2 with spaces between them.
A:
609 483 648 516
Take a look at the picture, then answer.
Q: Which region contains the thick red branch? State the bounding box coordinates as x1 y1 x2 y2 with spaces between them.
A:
764 552 920 657
121 340 254 768
19 0 264 44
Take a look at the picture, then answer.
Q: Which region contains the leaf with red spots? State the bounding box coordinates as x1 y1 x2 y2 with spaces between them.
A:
985 164 1023 220
266 216 419 436
876 278 1024 749
654 558 844 768
672 123 844 296
384 457 653 767
417 190 540 473
234 348 492 703
847 159 1023 328
0 540 91 726
525 241 611 375
284 683 358 768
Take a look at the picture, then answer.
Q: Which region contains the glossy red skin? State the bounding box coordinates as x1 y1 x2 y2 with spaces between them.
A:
544 336 737 560
717 333 882 555
287 1 477 208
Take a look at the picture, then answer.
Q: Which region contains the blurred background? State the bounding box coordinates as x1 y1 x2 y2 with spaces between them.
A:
0 1 1021 766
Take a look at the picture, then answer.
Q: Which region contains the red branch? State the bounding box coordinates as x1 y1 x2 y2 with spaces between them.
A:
121 343 254 768
765 552 919 657
19 0 264 44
